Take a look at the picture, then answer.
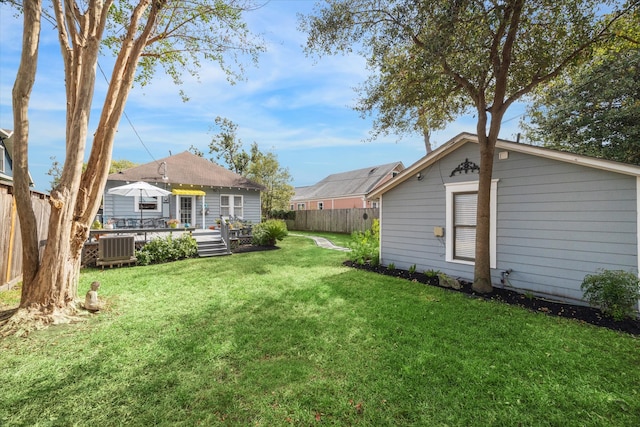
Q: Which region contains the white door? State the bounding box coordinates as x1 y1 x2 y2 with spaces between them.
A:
179 196 194 226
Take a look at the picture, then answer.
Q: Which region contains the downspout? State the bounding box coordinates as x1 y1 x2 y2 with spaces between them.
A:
202 195 205 230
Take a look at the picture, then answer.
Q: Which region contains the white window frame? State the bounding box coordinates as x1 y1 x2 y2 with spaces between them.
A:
221 194 244 219
445 180 498 268
134 195 161 213
318 201 324 210
297 203 305 210
0 145 5 172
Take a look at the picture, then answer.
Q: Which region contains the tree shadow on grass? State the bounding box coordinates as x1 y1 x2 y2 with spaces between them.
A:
0 308 18 326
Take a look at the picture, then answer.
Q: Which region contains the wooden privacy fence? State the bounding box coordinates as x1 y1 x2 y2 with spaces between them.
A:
286 208 379 234
0 184 50 291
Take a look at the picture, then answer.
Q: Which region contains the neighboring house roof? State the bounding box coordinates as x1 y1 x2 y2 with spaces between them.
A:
369 132 640 199
107 151 265 191
291 161 404 201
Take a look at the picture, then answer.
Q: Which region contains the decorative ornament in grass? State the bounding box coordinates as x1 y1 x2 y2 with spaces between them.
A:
84 282 102 313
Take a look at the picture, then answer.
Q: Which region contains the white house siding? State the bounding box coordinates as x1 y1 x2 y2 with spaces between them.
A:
380 142 638 304
104 182 261 228
204 188 261 224
103 182 172 226
381 143 480 280
493 150 637 302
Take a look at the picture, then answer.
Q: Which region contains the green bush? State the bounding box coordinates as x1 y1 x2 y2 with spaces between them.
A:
581 269 640 321
136 233 198 266
269 210 296 220
252 219 288 246
348 219 380 265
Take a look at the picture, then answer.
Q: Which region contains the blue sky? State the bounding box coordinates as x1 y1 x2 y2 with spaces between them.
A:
0 1 526 194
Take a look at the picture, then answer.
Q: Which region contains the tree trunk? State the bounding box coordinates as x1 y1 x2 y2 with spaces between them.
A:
3 1 128 333
12 0 42 302
2 0 229 334
422 126 432 154
14 0 104 320
472 107 506 293
472 133 496 294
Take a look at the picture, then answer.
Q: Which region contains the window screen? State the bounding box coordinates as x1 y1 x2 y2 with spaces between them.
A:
233 195 243 218
453 192 477 260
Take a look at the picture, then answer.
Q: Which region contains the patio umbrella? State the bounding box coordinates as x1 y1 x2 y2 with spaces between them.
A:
107 181 171 226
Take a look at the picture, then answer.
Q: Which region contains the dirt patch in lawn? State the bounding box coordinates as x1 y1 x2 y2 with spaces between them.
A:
344 261 640 336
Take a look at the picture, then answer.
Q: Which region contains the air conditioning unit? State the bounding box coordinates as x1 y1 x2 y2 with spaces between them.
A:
97 235 136 266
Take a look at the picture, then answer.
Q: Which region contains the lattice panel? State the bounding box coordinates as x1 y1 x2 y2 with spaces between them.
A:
82 243 99 267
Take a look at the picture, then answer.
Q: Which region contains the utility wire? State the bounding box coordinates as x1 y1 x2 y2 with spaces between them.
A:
96 61 159 165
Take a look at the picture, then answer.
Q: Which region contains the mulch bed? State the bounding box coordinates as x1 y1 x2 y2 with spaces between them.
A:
344 260 640 336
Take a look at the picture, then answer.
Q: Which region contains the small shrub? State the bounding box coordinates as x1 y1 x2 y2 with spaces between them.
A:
348 219 380 265
252 219 288 246
581 269 640 321
136 233 198 266
408 264 417 274
269 210 296 220
424 269 441 278
387 263 395 271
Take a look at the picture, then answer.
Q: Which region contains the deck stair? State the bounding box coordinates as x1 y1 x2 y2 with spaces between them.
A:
192 230 229 257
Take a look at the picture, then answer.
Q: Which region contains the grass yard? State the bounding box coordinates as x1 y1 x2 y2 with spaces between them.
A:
290 230 353 248
1 235 639 426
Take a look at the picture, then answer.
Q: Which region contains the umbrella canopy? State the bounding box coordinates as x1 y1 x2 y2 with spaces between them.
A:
107 181 171 198
108 181 171 226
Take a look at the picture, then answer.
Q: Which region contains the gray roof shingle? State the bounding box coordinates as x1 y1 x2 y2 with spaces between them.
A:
292 161 403 201
107 151 265 191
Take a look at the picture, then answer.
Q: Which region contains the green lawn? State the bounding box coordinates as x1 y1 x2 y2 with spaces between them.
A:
1 235 639 426
289 230 353 248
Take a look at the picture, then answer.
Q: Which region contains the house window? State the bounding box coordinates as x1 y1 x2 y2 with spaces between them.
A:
134 196 161 212
0 145 4 172
318 201 324 210
297 203 305 210
371 201 379 208
221 195 243 218
453 192 477 261
445 180 498 268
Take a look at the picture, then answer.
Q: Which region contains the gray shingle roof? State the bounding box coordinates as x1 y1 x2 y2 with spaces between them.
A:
107 151 265 191
292 161 403 201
